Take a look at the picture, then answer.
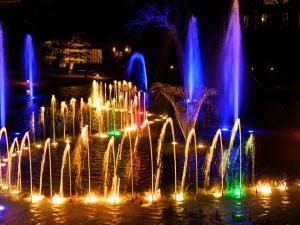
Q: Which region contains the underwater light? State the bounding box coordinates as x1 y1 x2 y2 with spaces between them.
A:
31 194 44 203
108 130 122 137
174 192 184 202
14 132 20 136
107 194 121 204
248 130 254 133
52 195 66 204
221 128 229 131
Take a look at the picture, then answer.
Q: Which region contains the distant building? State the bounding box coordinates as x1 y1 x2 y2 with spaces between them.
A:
242 0 300 31
42 36 102 70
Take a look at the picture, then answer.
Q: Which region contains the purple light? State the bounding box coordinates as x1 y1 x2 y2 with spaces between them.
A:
219 0 244 126
0 205 5 211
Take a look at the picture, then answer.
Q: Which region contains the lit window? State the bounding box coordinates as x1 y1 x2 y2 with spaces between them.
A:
261 14 267 23
263 0 288 5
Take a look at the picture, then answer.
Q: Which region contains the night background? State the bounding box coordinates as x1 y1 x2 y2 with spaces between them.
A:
0 0 300 224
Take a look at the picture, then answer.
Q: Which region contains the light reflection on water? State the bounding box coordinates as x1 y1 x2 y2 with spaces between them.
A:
1 184 300 224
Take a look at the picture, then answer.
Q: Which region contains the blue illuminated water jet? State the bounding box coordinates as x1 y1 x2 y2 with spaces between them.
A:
219 0 244 126
126 52 148 91
0 24 6 127
24 34 37 98
184 16 204 100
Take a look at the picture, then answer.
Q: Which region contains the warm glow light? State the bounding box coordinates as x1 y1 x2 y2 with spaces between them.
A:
198 144 205 148
144 190 161 203
0 163 6 167
11 153 16 157
277 182 287 191
99 133 109 139
52 194 66 204
65 139 71 144
112 47 116 52
31 194 45 203
124 125 137 132
36 144 42 149
2 158 8 163
107 194 121 204
174 192 184 202
125 47 129 52
84 194 99 203
257 183 272 195
212 190 222 198
1 185 8 190
52 142 58 147
171 141 177 145
170 65 174 70
10 189 19 194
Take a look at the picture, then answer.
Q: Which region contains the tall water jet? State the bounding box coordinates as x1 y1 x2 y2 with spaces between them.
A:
0 24 6 127
180 129 198 197
103 137 115 198
219 0 245 126
184 16 204 100
223 118 242 196
8 137 20 193
126 52 148 91
24 34 37 98
0 127 10 188
155 118 177 200
59 143 72 198
51 95 57 144
204 129 224 192
245 134 255 186
19 132 32 198
40 107 46 141
70 98 76 138
60 101 68 140
39 138 52 199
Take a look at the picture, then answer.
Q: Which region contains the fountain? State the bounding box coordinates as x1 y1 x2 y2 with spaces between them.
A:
151 83 215 140
219 0 245 127
0 24 6 127
126 52 148 91
51 95 57 144
204 129 224 191
24 34 37 98
39 138 52 199
58 142 71 200
150 15 214 140
184 16 204 100
60 101 68 140
40 107 46 141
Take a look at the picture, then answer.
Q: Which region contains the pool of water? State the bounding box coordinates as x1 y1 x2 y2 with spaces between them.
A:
1 188 300 224
1 81 300 224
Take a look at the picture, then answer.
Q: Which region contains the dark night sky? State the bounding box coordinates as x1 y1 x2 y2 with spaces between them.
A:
0 0 231 41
